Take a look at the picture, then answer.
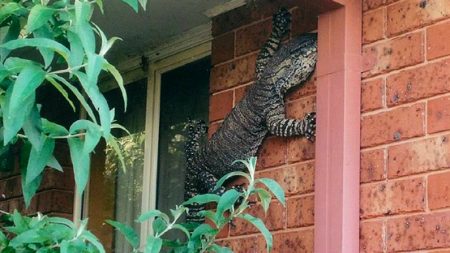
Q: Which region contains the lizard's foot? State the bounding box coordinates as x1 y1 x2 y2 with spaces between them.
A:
303 112 316 142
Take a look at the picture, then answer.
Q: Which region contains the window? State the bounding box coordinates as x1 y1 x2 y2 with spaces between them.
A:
82 42 211 252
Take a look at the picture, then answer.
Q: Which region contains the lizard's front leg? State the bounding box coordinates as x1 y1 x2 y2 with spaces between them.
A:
266 103 316 141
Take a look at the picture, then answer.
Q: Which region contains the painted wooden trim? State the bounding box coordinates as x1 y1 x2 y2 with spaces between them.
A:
140 42 211 245
314 0 361 252
203 0 246 18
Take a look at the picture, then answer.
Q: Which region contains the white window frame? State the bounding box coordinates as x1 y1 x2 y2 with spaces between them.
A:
141 41 211 241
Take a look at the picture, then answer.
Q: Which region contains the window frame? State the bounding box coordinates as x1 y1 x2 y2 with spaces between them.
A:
141 42 211 243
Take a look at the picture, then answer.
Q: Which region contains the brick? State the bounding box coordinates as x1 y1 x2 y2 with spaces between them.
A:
4 176 22 199
51 191 73 214
209 90 233 122
363 0 385 11
386 177 425 214
287 195 314 228
256 137 287 169
388 134 450 178
221 235 265 253
428 170 450 210
40 168 75 191
0 200 8 212
208 121 221 139
362 31 424 77
360 182 387 218
363 8 385 44
386 58 450 106
387 0 450 37
54 142 72 167
212 5 261 36
360 220 384 253
361 148 385 183
234 83 251 105
361 103 425 147
235 19 271 56
427 20 450 60
286 74 316 101
287 137 315 163
428 95 450 134
361 78 384 112
212 32 235 65
210 54 257 92
291 6 318 37
387 211 450 251
272 229 313 253
257 161 314 196
230 201 285 236
286 96 316 119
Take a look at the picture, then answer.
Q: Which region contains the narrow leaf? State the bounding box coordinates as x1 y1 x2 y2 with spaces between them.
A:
239 213 273 252
25 137 55 185
215 189 241 219
1 38 70 61
10 65 45 113
255 188 272 213
106 220 139 248
214 171 250 191
45 75 76 111
137 210 170 223
20 142 43 207
104 61 127 111
257 178 286 206
183 193 220 206
121 0 139 12
145 236 163 253
27 5 55 33
68 137 90 194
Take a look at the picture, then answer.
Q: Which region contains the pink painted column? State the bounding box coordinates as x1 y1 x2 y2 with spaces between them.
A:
314 0 362 252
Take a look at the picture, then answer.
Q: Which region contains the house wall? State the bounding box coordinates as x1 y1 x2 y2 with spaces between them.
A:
0 143 75 220
360 0 450 252
209 1 318 252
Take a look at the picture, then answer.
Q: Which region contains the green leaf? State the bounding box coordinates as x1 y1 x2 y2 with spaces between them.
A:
214 171 250 191
67 30 85 68
9 65 45 113
215 189 241 219
47 216 74 228
1 38 70 61
81 231 105 253
22 105 43 151
121 0 139 12
209 244 233 253
255 188 272 213
96 0 104 13
9 229 47 247
0 2 22 25
190 223 216 240
33 25 55 68
42 118 69 137
27 5 55 33
137 210 170 224
68 137 90 195
70 120 101 154
1 16 20 62
104 61 127 111
138 0 148 10
239 213 273 252
20 141 43 207
46 155 63 172
144 236 163 253
2 85 35 144
49 74 97 124
45 75 76 111
152 218 167 235
257 178 286 206
4 57 41 74
25 137 55 185
183 194 220 206
106 220 139 248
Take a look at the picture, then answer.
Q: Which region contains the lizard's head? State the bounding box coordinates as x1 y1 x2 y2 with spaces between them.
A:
266 33 318 98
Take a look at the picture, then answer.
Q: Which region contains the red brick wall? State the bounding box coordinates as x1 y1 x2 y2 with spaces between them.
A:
0 143 75 219
361 0 450 252
209 1 317 252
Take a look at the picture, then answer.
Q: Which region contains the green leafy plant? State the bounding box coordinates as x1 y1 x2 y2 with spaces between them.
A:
108 157 285 253
0 210 105 253
0 0 147 206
